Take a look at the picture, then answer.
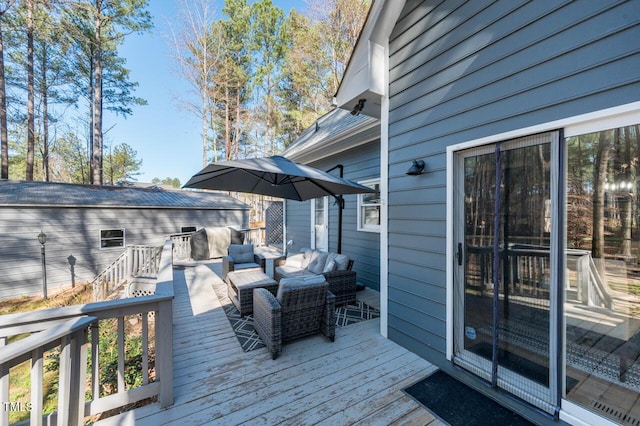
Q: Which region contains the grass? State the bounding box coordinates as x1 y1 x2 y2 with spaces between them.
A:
0 283 93 317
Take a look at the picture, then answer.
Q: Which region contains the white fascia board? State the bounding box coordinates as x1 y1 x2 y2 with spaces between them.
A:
336 41 385 118
335 0 406 118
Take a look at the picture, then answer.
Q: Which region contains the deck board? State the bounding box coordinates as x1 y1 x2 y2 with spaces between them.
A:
95 261 435 425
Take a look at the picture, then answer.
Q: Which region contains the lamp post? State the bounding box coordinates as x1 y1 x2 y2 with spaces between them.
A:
38 230 47 300
67 254 76 288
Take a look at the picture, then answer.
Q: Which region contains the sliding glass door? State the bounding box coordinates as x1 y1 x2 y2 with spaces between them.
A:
453 132 560 413
563 124 640 425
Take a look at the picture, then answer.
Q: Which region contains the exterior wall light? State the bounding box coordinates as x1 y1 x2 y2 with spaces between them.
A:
350 99 366 116
406 160 426 176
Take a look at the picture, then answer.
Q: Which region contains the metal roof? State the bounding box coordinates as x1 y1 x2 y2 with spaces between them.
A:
0 180 249 210
283 107 379 163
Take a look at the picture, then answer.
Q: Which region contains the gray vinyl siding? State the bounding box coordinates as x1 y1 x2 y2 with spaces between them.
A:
285 142 381 291
0 206 247 300
386 0 640 362
284 199 310 255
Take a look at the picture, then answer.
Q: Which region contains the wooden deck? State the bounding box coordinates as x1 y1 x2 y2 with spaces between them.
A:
95 261 441 426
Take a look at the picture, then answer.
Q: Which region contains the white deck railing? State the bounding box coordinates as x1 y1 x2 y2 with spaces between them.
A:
93 244 163 301
466 244 614 309
573 250 614 309
170 228 267 261
170 233 192 261
0 240 174 426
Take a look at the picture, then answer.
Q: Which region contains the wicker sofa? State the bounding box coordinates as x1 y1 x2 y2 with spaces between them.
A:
273 249 356 306
253 276 335 359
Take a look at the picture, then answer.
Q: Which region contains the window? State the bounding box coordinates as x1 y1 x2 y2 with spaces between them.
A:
100 229 125 249
357 178 381 232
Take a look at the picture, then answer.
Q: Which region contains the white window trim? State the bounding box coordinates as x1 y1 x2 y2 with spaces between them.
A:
100 228 125 250
357 178 381 233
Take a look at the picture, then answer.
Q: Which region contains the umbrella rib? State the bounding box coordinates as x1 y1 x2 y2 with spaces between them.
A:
192 167 237 181
308 179 338 199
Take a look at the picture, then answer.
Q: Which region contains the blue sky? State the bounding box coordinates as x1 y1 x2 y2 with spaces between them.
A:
104 0 301 186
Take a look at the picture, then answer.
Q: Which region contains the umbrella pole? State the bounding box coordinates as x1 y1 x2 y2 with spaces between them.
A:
327 164 345 254
338 197 342 254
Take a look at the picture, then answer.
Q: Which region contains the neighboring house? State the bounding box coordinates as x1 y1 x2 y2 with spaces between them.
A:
0 180 249 300
282 107 381 290
331 1 640 425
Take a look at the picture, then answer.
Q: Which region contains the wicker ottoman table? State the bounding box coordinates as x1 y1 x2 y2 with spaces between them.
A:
227 270 279 316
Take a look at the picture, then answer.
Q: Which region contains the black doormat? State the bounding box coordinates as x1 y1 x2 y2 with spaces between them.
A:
405 370 534 426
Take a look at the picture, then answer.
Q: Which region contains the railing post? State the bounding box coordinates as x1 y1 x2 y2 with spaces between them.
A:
156 299 173 408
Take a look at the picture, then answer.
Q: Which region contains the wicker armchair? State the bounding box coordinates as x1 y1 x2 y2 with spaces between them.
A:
253 277 335 360
222 244 266 282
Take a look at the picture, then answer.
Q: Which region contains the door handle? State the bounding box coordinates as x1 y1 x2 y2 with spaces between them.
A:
457 243 463 266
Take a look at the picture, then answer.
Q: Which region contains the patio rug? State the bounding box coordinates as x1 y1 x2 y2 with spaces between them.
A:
405 370 534 426
212 279 380 352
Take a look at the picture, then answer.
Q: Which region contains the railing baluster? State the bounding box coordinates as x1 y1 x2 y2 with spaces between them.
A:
1 337 8 426
69 328 88 426
91 323 100 403
117 317 125 393
58 335 72 426
142 313 149 385
31 347 44 426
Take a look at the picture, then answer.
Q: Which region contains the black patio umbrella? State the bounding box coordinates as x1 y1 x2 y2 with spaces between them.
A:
184 155 377 253
183 155 375 201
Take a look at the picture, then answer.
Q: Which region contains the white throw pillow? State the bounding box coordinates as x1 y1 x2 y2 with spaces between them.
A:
323 260 336 273
284 253 304 269
334 254 350 271
301 248 313 269
307 251 329 274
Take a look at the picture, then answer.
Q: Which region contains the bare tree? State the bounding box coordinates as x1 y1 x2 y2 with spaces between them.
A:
305 0 370 96
168 0 220 166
